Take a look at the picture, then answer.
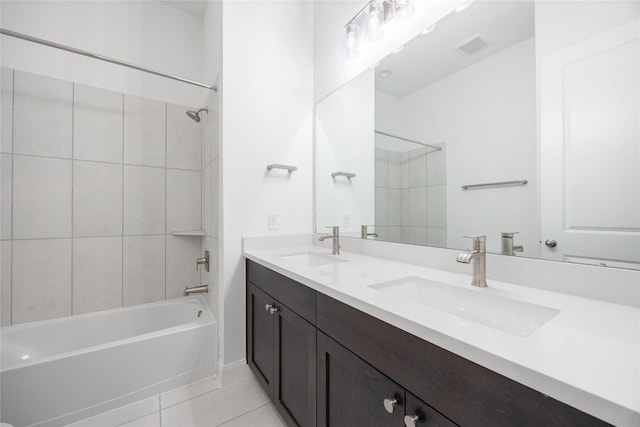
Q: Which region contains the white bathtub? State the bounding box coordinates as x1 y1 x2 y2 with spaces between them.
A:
1 296 216 427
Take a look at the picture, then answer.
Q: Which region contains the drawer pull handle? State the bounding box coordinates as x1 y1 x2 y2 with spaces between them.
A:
404 414 420 427
383 398 397 413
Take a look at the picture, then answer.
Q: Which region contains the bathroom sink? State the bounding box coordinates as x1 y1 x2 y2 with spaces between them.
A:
369 277 560 337
279 252 347 267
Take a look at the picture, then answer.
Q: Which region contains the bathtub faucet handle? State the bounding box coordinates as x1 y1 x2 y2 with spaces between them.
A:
196 250 210 272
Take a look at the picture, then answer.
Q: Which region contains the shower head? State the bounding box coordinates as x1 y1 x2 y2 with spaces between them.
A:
186 108 208 123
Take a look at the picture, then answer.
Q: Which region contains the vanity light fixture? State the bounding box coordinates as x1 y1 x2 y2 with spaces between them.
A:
345 23 361 57
344 0 415 57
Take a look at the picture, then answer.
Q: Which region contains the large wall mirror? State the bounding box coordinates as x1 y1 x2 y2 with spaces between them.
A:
315 0 639 270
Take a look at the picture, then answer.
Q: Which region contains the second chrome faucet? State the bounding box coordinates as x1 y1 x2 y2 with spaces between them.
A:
456 235 487 287
319 226 340 255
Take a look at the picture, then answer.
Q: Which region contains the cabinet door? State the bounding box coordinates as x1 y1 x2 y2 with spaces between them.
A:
273 304 316 427
317 332 404 427
404 392 458 427
247 283 274 397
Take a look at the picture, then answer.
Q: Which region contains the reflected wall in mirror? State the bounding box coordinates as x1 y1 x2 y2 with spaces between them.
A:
314 0 640 270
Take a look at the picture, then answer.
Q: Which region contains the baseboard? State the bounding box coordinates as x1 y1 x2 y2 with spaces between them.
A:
218 359 252 387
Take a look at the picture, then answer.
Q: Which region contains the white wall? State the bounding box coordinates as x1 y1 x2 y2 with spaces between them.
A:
315 69 375 237
0 1 209 107
220 1 314 367
381 38 538 255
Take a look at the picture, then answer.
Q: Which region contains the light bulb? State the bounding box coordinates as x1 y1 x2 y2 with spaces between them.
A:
455 0 474 12
345 23 360 58
366 0 385 42
393 0 414 19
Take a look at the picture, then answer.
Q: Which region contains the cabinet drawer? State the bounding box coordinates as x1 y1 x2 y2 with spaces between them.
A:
317 293 610 427
246 260 316 325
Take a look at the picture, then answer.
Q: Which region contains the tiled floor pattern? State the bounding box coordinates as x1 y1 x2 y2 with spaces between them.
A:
73 376 287 427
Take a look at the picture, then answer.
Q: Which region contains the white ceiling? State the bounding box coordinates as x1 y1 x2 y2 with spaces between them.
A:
375 1 535 98
160 1 207 19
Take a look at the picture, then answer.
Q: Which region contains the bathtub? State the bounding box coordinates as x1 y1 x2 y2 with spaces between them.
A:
1 296 216 427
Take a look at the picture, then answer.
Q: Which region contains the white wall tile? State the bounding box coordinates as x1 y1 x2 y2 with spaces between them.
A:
409 148 427 188
400 152 409 188
1 68 13 153
427 227 447 247
73 237 122 314
123 235 165 306
1 240 11 326
388 152 401 189
427 145 447 186
388 188 401 226
375 148 388 188
13 71 72 158
375 187 388 226
166 236 202 300
74 161 123 237
409 226 428 246
427 185 447 228
409 187 427 227
167 169 201 233
13 239 71 324
400 189 410 226
123 95 165 167
74 84 123 163
1 154 11 239
13 155 72 239
123 165 165 235
167 103 201 170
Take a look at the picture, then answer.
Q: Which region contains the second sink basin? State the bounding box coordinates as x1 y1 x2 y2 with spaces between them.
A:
369 277 560 337
279 252 347 267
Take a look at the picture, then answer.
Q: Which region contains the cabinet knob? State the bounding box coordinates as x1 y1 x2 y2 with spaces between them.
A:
404 414 420 427
265 303 274 312
383 398 397 413
269 306 280 314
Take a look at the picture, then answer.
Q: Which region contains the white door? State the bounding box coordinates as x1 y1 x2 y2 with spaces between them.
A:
540 18 640 269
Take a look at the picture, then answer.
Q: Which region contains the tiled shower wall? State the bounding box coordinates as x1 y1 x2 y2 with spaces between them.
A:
0 68 203 325
375 145 447 246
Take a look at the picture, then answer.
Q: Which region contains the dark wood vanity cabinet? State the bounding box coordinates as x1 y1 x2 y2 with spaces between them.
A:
247 263 317 427
317 331 456 427
246 260 612 427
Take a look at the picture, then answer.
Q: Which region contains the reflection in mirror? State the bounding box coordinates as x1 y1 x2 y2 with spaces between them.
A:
315 0 640 270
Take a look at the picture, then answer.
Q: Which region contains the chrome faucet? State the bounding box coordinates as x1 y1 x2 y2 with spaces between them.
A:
456 235 487 288
196 250 209 272
501 232 524 256
184 284 208 296
361 225 378 240
319 226 340 255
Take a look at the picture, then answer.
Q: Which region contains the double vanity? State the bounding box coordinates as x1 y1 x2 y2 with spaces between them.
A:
244 235 639 427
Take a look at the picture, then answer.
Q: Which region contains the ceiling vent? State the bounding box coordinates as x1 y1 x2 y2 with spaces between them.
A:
455 34 489 56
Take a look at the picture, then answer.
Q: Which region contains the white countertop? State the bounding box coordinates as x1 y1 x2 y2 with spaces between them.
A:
243 244 640 427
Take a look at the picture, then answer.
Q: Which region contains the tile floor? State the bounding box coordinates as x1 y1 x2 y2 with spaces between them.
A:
73 375 287 427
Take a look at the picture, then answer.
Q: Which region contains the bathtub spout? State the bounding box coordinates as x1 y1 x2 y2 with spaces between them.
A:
184 285 208 296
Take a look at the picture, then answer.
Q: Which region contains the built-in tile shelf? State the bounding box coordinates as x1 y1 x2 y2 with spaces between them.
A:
170 230 206 236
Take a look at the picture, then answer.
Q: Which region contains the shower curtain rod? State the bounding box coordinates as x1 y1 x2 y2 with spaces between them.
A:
375 130 442 151
0 28 218 92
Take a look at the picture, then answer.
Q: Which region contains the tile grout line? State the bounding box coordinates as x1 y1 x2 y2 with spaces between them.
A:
122 93 125 308
164 102 168 301
71 82 75 316
10 68 14 325
214 402 273 427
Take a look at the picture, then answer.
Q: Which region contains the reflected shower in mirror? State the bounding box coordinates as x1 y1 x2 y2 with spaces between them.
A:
314 0 640 270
